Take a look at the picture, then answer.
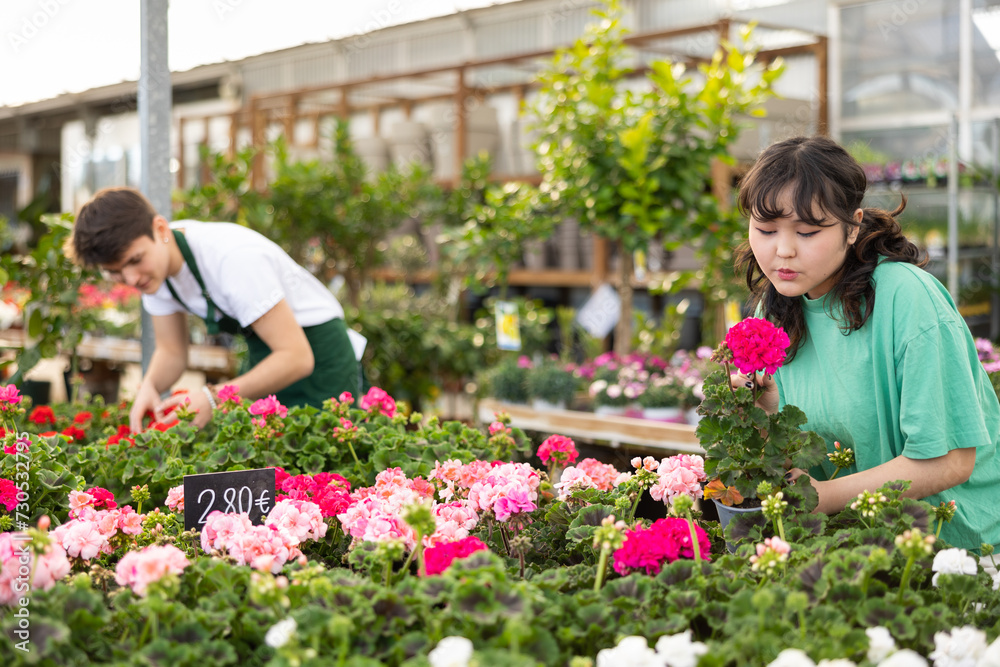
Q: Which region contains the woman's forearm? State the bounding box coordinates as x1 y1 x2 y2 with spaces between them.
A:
222 348 314 402
814 448 977 515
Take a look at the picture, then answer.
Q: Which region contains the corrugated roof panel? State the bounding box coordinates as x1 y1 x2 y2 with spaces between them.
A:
475 14 544 59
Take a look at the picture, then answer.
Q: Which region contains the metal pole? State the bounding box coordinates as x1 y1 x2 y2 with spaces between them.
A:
992 118 1000 339
947 114 959 303
139 0 172 374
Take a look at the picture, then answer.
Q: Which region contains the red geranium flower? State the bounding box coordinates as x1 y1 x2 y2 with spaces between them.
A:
61 425 87 442
73 411 93 424
28 405 56 425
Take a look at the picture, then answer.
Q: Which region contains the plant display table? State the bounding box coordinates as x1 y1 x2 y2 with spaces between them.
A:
0 330 236 377
477 398 703 454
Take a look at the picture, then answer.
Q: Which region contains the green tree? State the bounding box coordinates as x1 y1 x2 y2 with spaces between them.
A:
527 0 783 353
268 121 439 308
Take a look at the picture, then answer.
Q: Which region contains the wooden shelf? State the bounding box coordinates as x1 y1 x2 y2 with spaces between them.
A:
478 398 703 454
0 330 236 375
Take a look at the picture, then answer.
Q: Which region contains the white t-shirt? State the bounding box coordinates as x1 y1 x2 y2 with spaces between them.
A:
142 221 344 328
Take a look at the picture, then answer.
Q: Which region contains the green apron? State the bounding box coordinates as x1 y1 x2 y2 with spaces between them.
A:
164 229 359 408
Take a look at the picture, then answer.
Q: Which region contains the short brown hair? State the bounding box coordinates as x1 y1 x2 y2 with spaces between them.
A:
68 187 158 267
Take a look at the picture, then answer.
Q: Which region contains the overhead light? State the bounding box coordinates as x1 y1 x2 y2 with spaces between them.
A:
972 5 1000 65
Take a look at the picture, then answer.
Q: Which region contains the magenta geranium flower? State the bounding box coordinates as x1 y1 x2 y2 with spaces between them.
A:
724 318 790 375
423 536 488 576
249 395 288 419
537 434 579 466
0 384 21 406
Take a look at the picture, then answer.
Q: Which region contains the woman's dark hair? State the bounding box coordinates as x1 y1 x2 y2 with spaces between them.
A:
67 187 158 267
733 135 925 358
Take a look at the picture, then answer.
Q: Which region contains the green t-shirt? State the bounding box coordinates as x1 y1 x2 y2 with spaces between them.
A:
774 260 1000 552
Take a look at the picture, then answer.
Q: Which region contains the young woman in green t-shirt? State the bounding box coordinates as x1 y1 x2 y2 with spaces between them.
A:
730 135 1000 552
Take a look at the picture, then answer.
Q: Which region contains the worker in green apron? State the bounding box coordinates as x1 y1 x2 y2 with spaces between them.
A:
68 187 360 431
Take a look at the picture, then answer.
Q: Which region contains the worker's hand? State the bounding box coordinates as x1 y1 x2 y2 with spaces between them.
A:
154 389 214 430
128 382 161 433
730 371 779 415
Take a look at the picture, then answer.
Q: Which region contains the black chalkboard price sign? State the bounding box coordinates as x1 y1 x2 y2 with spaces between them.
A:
183 468 276 531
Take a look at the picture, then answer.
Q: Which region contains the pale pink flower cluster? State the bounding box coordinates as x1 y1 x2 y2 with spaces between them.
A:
165 485 184 512
338 467 485 550
426 501 480 547
555 458 628 499
429 459 495 502
200 511 303 574
52 506 145 560
265 499 328 544
649 454 707 506
0 532 71 605
467 462 540 522
337 467 435 550
114 544 190 596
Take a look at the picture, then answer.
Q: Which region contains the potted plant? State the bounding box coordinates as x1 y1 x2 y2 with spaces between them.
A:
588 367 637 416
525 358 578 411
696 318 826 533
483 356 532 405
636 372 685 421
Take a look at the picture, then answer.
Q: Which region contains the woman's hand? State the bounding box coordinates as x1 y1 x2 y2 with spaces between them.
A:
154 389 214 430
128 382 161 433
730 371 779 414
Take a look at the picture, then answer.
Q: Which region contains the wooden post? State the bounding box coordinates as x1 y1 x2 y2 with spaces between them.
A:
455 68 468 184
250 98 266 192
228 111 238 159
284 94 299 144
200 117 211 185
816 37 829 136
176 116 186 191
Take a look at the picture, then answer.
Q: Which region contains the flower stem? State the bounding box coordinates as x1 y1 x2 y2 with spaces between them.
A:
594 545 610 592
776 516 786 543
345 439 360 466
685 512 702 563
935 518 944 539
829 466 843 480
896 555 916 604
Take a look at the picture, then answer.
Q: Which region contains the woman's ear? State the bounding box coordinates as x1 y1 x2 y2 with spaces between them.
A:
848 208 863 245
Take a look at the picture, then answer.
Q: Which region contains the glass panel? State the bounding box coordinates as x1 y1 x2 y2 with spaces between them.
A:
840 0 960 118
973 0 1000 107
845 126 999 332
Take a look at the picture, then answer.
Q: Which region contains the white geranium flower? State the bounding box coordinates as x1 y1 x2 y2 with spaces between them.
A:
978 636 1000 667
928 626 987 667
767 648 816 667
931 548 978 586
264 617 297 649
817 660 856 667
596 636 662 667
428 636 474 667
877 649 928 667
654 630 708 667
867 626 897 663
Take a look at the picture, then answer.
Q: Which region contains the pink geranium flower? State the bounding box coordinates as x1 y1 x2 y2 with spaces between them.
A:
0 384 21 406
613 518 711 576
165 485 184 512
537 434 579 467
249 395 288 419
0 532 70 605
115 544 190 596
423 536 488 576
359 387 396 418
0 478 19 512
724 318 790 375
